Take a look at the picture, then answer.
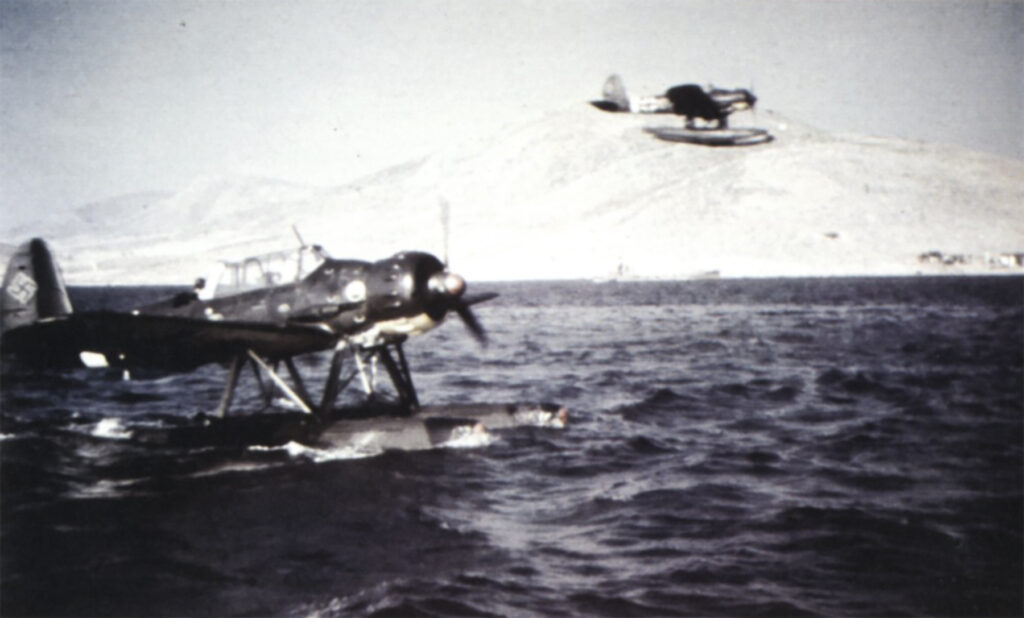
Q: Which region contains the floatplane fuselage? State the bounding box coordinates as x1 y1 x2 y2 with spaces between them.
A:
1 239 566 449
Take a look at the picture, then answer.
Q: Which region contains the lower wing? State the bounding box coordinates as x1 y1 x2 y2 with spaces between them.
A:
2 311 337 371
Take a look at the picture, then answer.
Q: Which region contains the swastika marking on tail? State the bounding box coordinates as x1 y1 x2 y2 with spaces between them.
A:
6 271 37 305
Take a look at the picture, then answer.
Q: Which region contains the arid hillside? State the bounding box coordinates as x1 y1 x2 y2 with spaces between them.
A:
4 104 1022 284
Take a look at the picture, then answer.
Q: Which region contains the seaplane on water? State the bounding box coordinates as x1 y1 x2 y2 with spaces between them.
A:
0 237 567 450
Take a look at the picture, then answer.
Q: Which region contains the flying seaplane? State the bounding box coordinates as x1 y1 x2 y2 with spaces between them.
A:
591 74 773 146
0 237 566 449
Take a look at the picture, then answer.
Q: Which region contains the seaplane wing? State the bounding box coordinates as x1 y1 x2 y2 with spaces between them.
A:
2 311 337 371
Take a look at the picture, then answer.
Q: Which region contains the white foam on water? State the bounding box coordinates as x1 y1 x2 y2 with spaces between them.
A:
66 477 143 500
512 407 568 429
301 596 344 618
346 431 388 452
249 440 379 463
442 424 497 449
91 418 133 440
190 461 283 478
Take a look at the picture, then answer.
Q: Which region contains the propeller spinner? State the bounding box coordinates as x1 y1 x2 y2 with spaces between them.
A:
426 269 488 345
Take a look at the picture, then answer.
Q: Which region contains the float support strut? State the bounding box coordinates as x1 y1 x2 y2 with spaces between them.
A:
246 350 313 414
320 346 347 419
216 353 245 417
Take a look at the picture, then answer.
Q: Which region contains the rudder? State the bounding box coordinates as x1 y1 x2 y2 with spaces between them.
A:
1 238 73 334
601 74 631 111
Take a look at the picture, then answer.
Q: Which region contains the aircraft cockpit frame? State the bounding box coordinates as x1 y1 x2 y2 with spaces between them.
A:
199 244 330 300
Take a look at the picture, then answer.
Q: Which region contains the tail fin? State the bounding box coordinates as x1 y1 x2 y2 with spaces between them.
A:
1 238 73 334
601 74 631 111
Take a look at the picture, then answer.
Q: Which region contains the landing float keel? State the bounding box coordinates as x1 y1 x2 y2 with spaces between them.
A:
131 402 567 450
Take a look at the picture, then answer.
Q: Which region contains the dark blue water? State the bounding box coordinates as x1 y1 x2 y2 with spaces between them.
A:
3 277 1022 617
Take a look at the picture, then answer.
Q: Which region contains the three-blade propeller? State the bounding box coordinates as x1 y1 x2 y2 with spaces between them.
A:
426 270 494 346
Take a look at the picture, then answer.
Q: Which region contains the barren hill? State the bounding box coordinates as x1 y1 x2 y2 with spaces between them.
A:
5 104 1023 284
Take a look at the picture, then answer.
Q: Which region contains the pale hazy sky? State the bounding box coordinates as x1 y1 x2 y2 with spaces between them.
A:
2 0 1021 231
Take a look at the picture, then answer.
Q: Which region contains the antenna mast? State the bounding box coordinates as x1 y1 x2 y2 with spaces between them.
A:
292 224 307 249
440 199 451 266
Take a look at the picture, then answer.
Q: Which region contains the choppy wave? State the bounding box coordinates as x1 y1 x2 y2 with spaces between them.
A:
2 277 1021 617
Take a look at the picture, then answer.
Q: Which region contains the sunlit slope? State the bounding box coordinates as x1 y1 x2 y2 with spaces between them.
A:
8 104 1022 283
425 105 1023 279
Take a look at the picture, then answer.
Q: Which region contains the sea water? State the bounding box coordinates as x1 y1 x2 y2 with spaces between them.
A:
2 277 1021 616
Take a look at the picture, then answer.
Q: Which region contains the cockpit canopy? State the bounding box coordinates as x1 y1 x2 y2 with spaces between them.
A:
199 245 330 300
